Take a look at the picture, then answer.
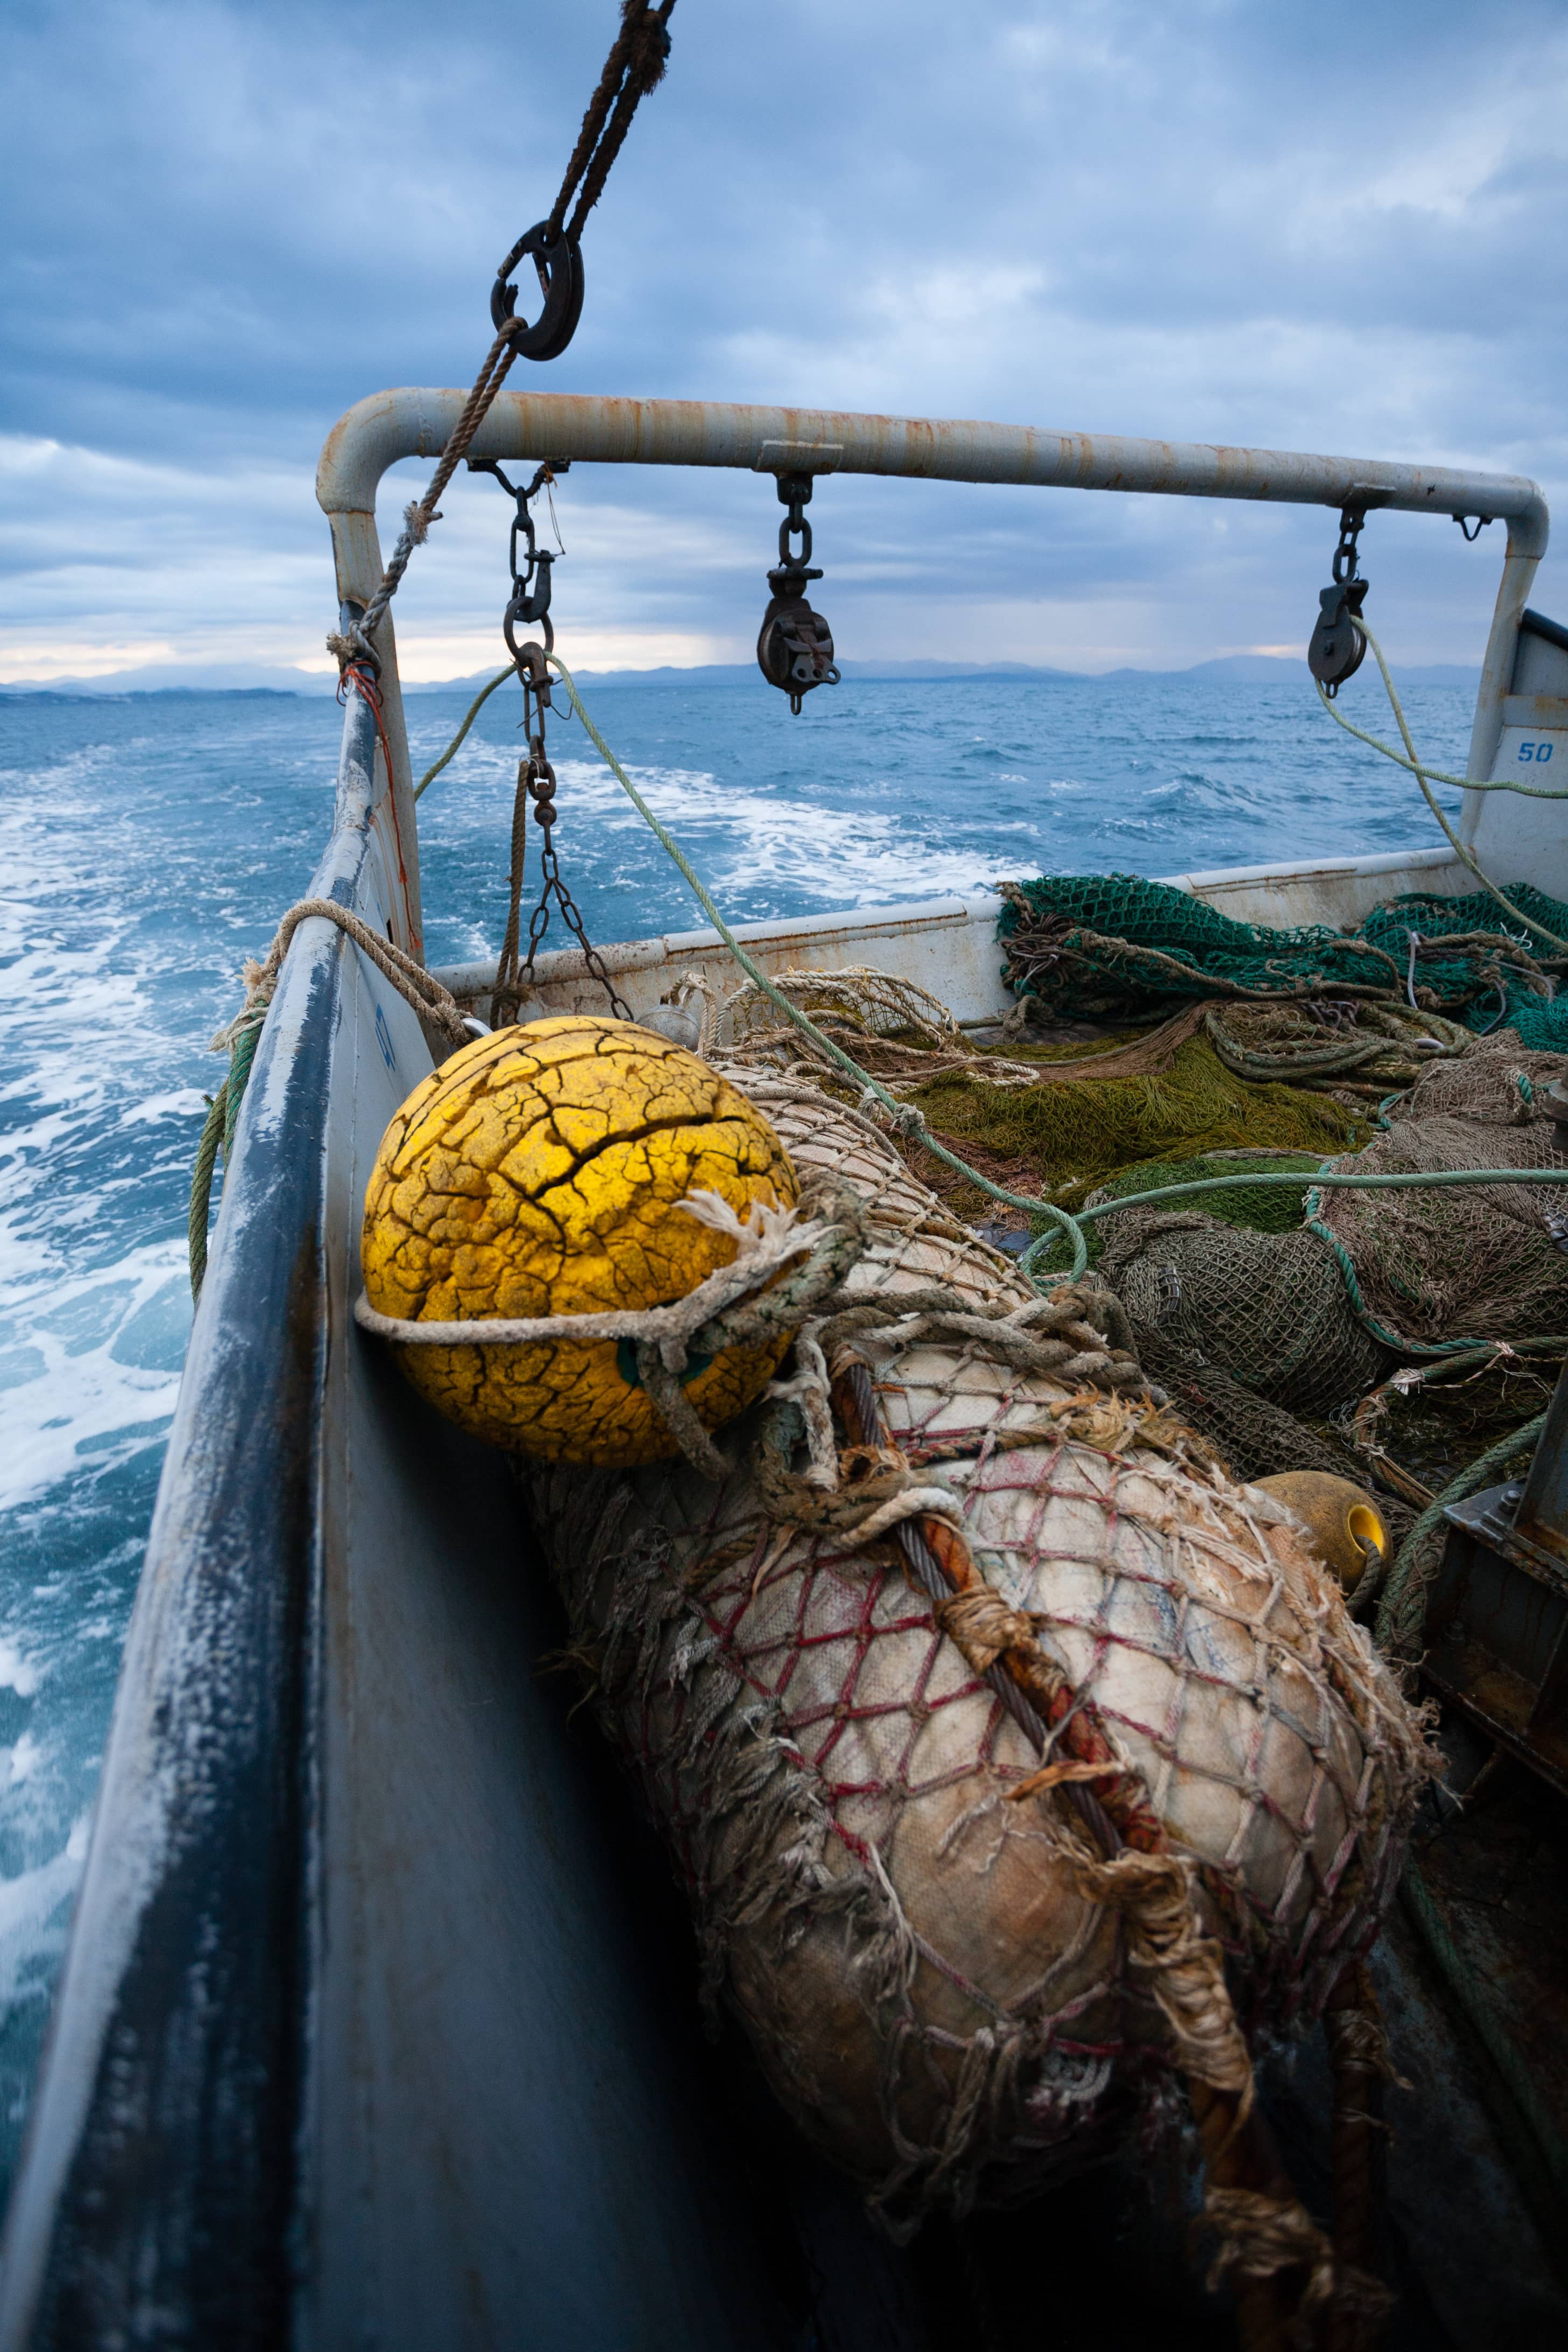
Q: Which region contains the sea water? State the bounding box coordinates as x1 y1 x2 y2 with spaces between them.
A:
0 669 1473 2206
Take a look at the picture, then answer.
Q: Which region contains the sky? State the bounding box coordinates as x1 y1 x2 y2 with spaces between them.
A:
3 0 1567 684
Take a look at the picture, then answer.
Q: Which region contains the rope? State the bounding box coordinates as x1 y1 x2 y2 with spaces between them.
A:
330 335 524 669
414 667 514 799
547 3 675 244
328 7 676 672
1318 622 1568 953
1319 673 1568 801
543 653 1093 1279
187 1086 227 1303
355 1189 831 1361
540 650 1568 1327
1374 1409 1545 1659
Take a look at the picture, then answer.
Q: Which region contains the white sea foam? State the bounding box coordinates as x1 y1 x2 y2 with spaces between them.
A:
0 1643 39 1700
0 1820 89 2020
0 1244 186 1512
423 739 1030 912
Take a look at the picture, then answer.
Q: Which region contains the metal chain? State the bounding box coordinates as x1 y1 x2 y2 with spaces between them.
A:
757 471 841 713
470 457 570 666
1308 504 1373 699
1331 505 1366 587
493 647 632 1024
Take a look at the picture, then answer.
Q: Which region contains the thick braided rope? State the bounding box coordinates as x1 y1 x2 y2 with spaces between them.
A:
187 1087 227 1301
329 7 676 671
230 899 470 1053
547 2 675 243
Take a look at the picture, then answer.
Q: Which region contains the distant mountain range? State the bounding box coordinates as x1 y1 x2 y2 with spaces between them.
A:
1 652 1483 700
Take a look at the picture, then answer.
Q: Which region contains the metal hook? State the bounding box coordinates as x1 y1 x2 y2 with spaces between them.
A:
490 221 585 361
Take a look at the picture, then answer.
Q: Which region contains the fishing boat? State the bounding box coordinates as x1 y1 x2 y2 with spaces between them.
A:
2 389 1565 2349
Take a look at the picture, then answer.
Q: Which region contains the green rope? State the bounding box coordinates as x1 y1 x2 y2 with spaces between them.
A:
545 652 1091 1279
188 1084 228 1303
1319 622 1568 953
1374 1409 1546 1656
1415 1335 1567 1378
1298 1166 1568 1361
222 1014 264 1155
1021 1161 1568 1286
189 999 270 1303
1072 1163 1568 1226
413 666 514 800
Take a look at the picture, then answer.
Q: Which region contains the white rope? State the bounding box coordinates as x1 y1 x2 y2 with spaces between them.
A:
353 1191 825 1368
1319 662 1568 799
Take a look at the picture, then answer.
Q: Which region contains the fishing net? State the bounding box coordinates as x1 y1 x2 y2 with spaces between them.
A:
898 1034 1368 1212
1081 1033 1568 1528
688 962 1568 1531
522 1071 1433 2243
1097 1212 1384 1417
999 874 1568 1042
1313 1034 1568 1352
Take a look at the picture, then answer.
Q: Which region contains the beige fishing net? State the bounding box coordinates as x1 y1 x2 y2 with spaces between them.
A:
1076 1033 1568 1492
523 1069 1433 2243
1314 1033 1568 1350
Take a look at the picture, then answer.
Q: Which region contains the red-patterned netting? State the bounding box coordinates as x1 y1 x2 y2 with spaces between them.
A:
528 1069 1433 2229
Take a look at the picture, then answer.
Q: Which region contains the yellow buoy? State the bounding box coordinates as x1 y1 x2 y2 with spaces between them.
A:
1251 1471 1389 1594
361 1015 799 1465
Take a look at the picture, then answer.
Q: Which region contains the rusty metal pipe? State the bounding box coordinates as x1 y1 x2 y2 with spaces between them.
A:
317 389 1546 537
316 387 1549 812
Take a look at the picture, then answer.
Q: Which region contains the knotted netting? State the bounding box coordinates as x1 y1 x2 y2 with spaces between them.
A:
998 873 1568 1043
1314 1032 1568 1350
523 1070 1433 2237
1090 1031 1568 1391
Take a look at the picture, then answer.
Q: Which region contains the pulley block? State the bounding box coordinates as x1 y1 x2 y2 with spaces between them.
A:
757 472 841 713
1307 501 1374 697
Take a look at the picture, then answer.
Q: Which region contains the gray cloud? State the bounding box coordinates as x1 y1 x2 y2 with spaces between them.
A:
3 0 1566 678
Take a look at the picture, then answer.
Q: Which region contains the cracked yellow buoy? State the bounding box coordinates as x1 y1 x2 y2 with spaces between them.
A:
361 1015 800 1465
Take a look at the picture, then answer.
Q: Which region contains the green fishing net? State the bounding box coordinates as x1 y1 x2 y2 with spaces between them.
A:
904 1034 1368 1211
999 873 1568 1045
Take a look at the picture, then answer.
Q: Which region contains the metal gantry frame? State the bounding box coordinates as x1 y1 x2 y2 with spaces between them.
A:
315 385 1551 947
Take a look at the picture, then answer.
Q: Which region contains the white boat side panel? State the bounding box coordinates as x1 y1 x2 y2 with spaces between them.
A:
431 848 1485 1031
1468 618 1568 900
1467 738 1568 903
438 897 1014 1026
1163 847 1472 932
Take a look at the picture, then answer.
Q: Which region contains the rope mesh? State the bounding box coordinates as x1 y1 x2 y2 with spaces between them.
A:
526 1073 1433 2232
999 871 1568 1047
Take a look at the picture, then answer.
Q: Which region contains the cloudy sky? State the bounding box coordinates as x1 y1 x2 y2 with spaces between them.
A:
4 0 1567 683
